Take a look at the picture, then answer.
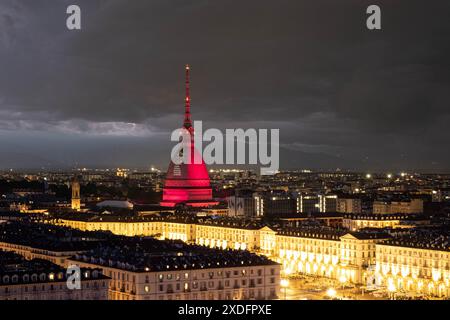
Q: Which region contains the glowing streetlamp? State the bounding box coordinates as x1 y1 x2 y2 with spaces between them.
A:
280 279 289 300
388 281 396 300
326 288 337 299
339 275 347 289
365 173 372 179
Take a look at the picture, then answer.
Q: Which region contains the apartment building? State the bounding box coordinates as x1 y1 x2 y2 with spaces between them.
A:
0 250 109 300
373 230 450 298
67 239 280 300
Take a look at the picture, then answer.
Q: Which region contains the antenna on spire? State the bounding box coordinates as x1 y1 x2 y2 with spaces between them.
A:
184 64 192 128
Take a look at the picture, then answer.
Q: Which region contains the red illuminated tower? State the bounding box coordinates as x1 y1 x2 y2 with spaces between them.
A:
160 65 218 208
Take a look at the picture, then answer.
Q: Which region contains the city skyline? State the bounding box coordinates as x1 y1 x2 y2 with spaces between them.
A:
0 0 449 171
1 0 450 306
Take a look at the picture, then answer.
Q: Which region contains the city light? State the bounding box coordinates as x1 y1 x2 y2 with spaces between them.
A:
280 279 290 288
387 280 397 300
0 0 447 306
339 275 347 289
280 279 289 300
326 288 337 299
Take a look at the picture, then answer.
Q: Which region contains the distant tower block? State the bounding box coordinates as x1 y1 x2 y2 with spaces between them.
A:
71 175 81 211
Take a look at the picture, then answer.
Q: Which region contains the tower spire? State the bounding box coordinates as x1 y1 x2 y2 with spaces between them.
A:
184 64 192 128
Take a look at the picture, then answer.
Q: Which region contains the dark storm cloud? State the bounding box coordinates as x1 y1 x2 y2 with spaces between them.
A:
0 0 449 170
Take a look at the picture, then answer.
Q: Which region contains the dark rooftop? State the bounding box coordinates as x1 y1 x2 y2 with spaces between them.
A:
0 221 111 252
51 212 270 230
382 228 450 251
72 237 279 272
0 250 108 286
276 226 347 241
343 213 429 221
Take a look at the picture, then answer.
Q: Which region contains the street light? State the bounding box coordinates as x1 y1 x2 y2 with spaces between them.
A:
326 288 337 299
280 279 289 300
388 281 396 300
339 275 347 290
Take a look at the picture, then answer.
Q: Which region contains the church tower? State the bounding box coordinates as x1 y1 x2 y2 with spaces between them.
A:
71 175 81 211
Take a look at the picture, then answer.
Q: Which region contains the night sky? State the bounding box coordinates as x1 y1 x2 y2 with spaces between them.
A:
0 0 449 171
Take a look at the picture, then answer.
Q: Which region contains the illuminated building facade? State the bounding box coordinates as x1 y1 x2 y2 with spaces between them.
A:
70 259 280 301
160 65 217 208
275 230 386 284
52 216 383 284
51 215 450 298
318 194 337 213
67 240 280 300
373 199 424 214
374 241 450 298
295 194 320 213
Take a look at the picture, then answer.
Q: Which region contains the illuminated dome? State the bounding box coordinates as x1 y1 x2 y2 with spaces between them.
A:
160 65 218 208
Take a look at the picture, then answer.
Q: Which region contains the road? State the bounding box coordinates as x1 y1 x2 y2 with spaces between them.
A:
280 276 384 300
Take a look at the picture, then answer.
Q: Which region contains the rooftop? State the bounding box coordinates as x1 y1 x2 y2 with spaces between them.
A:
343 213 429 221
0 250 108 286
72 237 279 272
382 228 450 251
277 226 347 241
52 212 269 230
0 221 111 252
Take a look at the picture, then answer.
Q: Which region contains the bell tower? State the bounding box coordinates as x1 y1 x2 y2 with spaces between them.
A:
71 175 81 211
